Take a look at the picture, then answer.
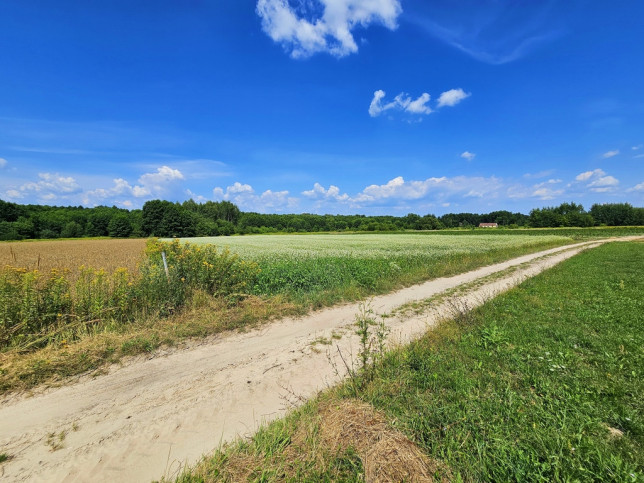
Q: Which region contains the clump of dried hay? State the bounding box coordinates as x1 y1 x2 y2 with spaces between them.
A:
318 399 451 482
184 398 451 482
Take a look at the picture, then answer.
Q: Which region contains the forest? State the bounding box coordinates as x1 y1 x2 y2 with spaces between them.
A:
0 198 642 240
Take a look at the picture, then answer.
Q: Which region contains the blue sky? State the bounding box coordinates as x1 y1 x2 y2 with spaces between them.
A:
1 0 643 215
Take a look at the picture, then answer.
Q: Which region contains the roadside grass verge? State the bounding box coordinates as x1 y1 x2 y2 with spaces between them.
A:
1 235 576 395
176 241 643 482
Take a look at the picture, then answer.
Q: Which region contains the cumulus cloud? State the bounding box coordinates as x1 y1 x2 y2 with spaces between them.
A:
587 176 619 192
602 149 619 159
256 0 402 58
352 175 505 203
406 93 432 114
437 88 470 108
368 90 432 118
460 151 476 161
6 173 82 201
81 166 186 206
0 158 7 168
213 182 298 212
302 182 350 201
574 168 619 193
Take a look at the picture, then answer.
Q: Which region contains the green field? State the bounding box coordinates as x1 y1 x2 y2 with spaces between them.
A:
177 240 644 482
180 233 571 300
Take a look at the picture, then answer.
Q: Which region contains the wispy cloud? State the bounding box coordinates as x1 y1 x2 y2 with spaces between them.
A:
523 170 555 180
256 0 402 58
602 149 619 159
405 0 566 64
626 182 644 193
460 151 476 161
0 157 7 169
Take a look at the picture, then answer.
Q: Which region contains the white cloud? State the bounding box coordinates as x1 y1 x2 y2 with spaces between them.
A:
632 145 642 150
587 175 619 192
302 182 350 201
368 89 387 117
256 0 402 58
460 151 476 161
530 179 563 200
82 166 186 206
353 175 504 202
3 173 82 201
602 149 620 159
368 90 432 118
573 168 619 193
213 182 298 212
437 88 470 108
406 93 432 114
0 158 7 168
575 169 604 182
627 182 644 192
633 154 644 159
137 166 184 193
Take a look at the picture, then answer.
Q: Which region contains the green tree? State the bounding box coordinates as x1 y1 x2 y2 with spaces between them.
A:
108 214 133 237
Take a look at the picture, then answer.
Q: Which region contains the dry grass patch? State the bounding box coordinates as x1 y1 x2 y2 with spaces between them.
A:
317 399 452 482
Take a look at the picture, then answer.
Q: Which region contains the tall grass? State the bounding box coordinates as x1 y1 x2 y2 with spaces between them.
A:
0 240 259 352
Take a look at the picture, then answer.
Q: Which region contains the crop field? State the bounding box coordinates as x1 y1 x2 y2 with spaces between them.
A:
184 233 570 258
0 239 147 279
181 233 572 296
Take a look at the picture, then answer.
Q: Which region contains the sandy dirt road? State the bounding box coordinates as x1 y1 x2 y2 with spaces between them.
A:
0 239 633 482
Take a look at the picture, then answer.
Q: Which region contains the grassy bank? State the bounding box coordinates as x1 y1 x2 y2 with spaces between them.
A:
177 240 643 481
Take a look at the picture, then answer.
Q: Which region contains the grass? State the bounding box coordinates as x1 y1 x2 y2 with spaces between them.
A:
176 240 643 482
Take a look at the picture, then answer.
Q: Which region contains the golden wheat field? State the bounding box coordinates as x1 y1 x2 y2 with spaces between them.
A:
0 239 147 279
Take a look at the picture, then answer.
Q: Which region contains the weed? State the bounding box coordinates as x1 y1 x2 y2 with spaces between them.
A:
46 430 67 452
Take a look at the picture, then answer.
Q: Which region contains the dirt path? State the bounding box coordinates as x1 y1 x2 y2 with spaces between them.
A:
0 239 635 482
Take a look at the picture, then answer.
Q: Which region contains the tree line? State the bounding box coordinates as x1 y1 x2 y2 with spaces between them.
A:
0 198 642 241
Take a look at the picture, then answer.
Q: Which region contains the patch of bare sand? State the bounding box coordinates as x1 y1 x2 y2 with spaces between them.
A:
0 238 639 482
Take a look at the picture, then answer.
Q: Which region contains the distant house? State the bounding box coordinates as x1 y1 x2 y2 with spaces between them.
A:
478 223 498 228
